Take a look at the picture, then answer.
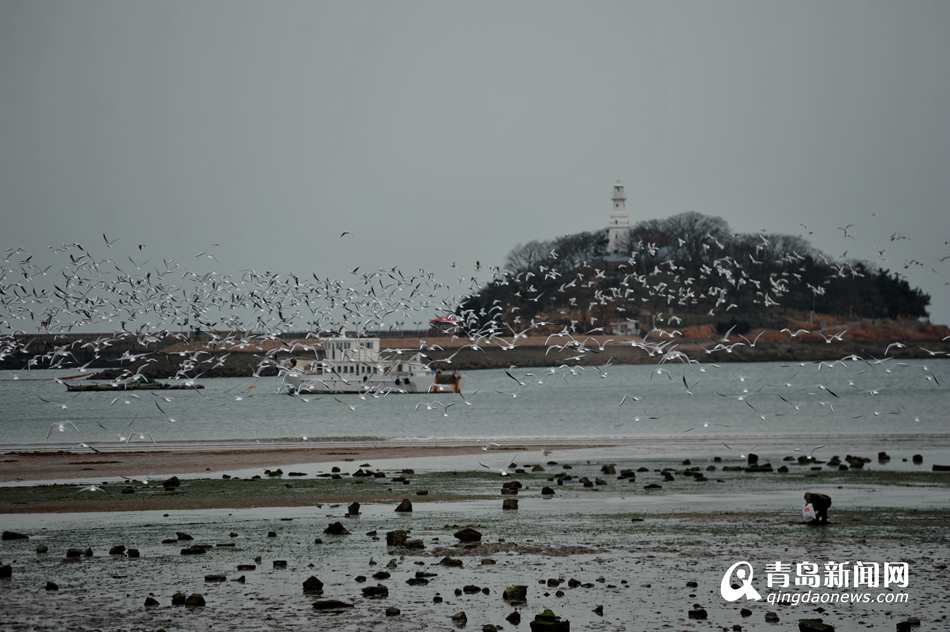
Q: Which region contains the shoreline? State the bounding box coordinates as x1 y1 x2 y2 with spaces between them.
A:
0 440 613 483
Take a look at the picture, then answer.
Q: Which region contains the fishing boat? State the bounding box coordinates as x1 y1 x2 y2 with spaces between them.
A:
282 337 460 395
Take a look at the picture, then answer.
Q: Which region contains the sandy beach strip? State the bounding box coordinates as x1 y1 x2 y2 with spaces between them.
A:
0 440 613 483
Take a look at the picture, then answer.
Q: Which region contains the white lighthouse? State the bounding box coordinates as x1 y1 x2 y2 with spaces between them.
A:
606 180 630 257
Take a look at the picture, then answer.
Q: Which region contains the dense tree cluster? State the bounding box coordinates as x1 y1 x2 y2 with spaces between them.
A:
459 212 930 332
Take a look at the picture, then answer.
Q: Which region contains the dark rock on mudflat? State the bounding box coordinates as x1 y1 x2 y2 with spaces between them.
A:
45 580 59 591
109 545 126 555
175 531 193 541
35 544 48 554
395 498 413 512
312 599 354 611
362 584 389 599
324 522 350 535
2 531 28 541
185 593 205 607
451 611 468 626
798 619 835 632
144 596 159 608
454 527 482 543
503 584 528 604
180 545 210 555
303 576 324 594
740 607 752 617
163 476 181 490
386 606 401 616
764 611 779 622
592 604 604 616
463 584 481 594
204 574 226 582
912 454 923 465
273 560 287 569
541 486 555 496
386 530 408 546
932 464 950 472
0 564 10 578
530 608 570 631
407 576 429 586
127 548 140 558
65 548 82 559
688 607 708 620
507 611 522 625
503 498 519 510
171 591 187 606
237 564 256 571
346 501 360 516
439 557 463 567
644 483 662 490
895 618 920 632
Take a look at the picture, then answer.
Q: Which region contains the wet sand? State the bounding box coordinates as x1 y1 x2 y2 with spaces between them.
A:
1 448 947 631
0 440 610 484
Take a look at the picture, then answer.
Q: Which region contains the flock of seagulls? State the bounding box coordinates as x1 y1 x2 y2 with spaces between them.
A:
0 222 946 455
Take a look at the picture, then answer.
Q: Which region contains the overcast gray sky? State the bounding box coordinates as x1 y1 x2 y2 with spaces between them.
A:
2 0 948 322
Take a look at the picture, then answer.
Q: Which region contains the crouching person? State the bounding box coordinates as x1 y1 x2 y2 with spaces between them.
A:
803 492 832 525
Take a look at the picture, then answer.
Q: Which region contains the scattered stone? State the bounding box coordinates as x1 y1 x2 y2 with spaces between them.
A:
386 530 409 546
362 584 389 599
171 591 187 606
688 607 708 620
503 584 528 605
45 580 58 591
109 545 126 556
273 560 288 569
507 611 522 625
530 608 570 631
895 618 920 632
463 584 481 594
303 576 324 594
592 604 604 616
127 548 140 558
644 483 662 490
740 607 752 617
65 549 82 560
912 454 923 465
176 532 193 541
185 593 206 607
144 596 159 608
764 611 779 623
502 498 519 510
267 531 277 538
346 502 360 516
541 486 555 496
0 564 11 578
798 619 835 632
746 453 759 466
451 611 468 626
395 499 413 512
372 571 391 580
324 522 350 536
439 557 463 568
386 606 401 616
454 527 482 543
180 545 210 555
313 600 354 611
2 531 28 541
237 564 256 571
162 476 181 490
205 573 226 582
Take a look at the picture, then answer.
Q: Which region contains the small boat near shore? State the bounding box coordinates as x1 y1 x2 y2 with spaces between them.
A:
282 337 461 395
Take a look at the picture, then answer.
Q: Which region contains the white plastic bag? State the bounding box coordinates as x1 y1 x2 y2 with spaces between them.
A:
802 502 817 522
